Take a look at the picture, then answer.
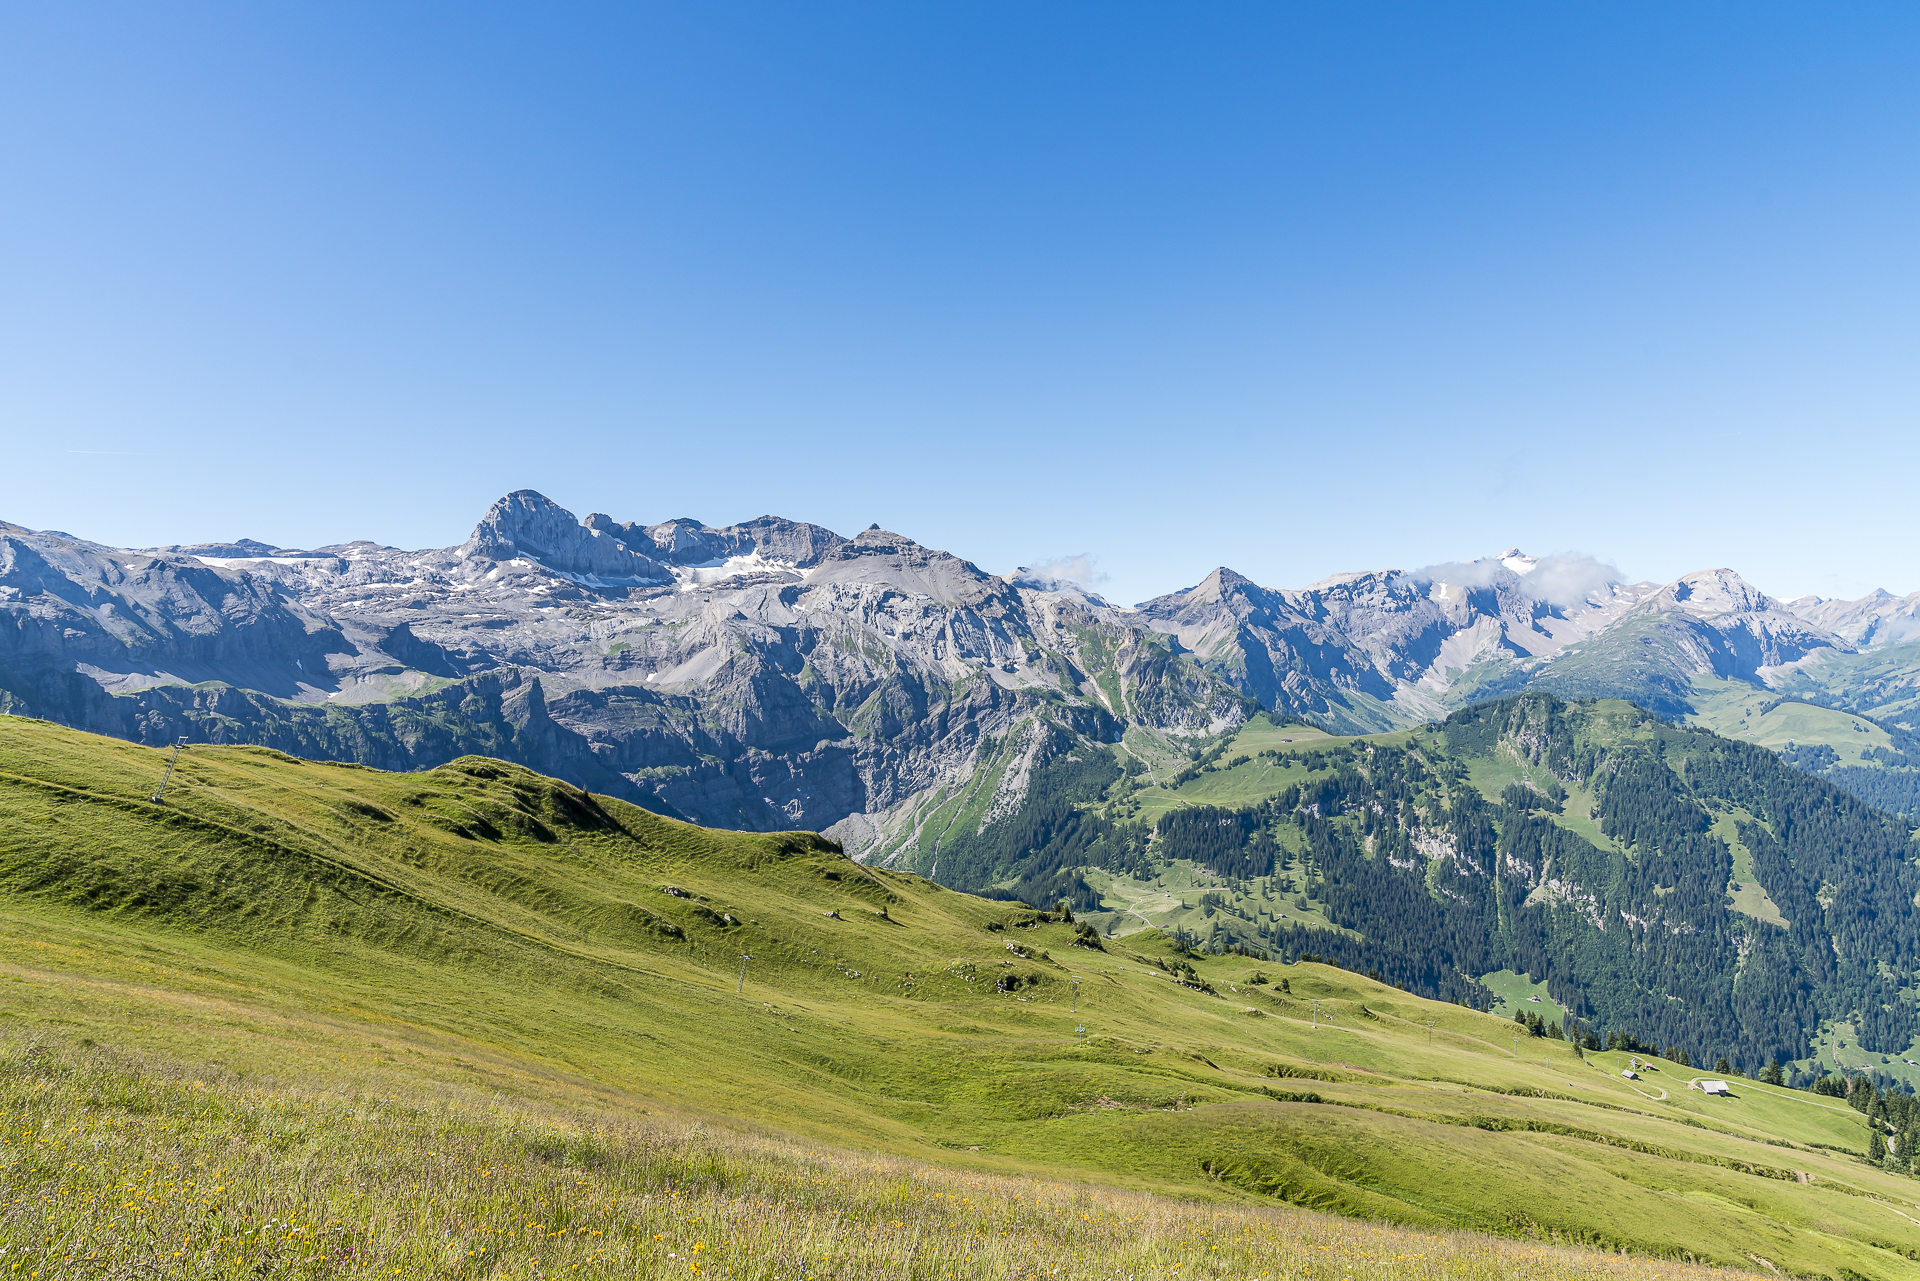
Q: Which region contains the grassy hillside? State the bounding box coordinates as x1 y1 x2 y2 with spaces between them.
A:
2 717 1919 1277
1770 639 1920 733
1687 679 1896 756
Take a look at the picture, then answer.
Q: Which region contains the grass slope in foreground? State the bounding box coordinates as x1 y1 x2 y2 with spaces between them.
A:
0 719 1914 1279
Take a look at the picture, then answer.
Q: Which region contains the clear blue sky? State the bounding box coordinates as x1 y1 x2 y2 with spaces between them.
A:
4 3 1916 606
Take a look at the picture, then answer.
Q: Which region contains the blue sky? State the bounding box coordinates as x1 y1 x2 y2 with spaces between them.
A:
3 3 1916 606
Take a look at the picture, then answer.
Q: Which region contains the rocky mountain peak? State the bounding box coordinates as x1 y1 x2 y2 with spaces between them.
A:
460 491 669 583
636 518 724 563
1785 587 1920 646
723 516 844 568
1212 566 1258 592
1661 568 1778 617
1188 567 1264 609
806 527 998 605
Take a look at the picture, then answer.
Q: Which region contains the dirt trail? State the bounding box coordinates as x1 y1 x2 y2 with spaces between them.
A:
1114 739 1156 784
1121 888 1178 931
1116 739 1197 809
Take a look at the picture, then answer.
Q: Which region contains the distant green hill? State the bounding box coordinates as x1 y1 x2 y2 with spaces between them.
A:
4 714 1920 1277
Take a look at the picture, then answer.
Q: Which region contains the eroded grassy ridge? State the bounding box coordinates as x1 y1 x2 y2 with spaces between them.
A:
1 1033 1749 1281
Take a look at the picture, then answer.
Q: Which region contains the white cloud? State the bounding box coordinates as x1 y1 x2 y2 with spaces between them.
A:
1404 551 1621 608
1523 552 1623 607
1013 553 1107 592
1406 559 1507 591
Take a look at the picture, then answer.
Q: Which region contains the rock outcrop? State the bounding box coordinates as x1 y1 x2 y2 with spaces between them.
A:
460 490 671 582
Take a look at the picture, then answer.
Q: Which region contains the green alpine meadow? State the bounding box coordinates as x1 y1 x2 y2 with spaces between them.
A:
4 709 1920 1278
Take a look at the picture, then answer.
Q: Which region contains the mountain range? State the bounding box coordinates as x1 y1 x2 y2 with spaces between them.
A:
2 490 1917 870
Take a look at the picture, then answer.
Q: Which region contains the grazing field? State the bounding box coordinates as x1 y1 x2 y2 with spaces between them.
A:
1079 857 1347 943
1477 971 1572 1029
1687 678 1896 760
1120 720 1344 822
0 715 1913 1277
0 1032 1763 1281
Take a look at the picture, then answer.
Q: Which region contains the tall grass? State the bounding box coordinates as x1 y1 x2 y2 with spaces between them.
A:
0 1032 1754 1280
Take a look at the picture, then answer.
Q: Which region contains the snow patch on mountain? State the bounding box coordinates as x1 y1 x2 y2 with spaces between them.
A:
672 553 800 590
192 554 339 568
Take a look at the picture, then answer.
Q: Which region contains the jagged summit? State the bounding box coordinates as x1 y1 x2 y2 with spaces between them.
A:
1134 566 1262 613
461 490 671 583
459 491 851 585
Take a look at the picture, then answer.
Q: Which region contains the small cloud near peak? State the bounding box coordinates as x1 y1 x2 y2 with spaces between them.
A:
1405 551 1621 608
1526 552 1624 607
1013 553 1107 592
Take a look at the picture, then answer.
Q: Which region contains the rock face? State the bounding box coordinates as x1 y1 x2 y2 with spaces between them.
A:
1645 570 1840 672
1 496 1906 876
460 491 672 583
1129 557 1909 728
0 521 351 717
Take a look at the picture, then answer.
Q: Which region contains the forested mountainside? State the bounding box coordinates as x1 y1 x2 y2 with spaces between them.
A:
920 695 1920 1079
1779 721 1920 821
1 491 1916 848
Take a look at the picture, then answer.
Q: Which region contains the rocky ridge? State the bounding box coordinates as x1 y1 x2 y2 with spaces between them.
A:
1 494 1911 879
0 494 1247 867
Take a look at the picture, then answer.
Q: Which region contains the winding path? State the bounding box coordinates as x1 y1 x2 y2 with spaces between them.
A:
1114 739 1156 785
1116 739 1198 810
